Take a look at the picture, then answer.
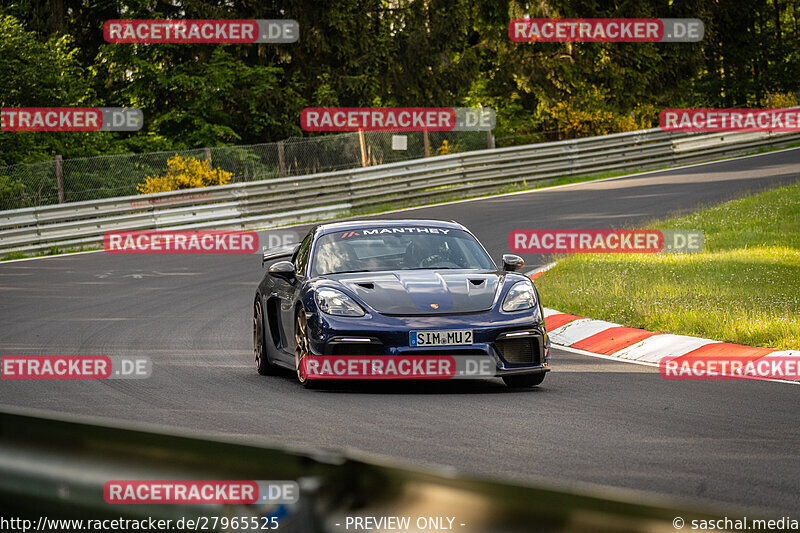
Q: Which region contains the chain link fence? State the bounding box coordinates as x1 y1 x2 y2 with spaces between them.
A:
0 130 491 211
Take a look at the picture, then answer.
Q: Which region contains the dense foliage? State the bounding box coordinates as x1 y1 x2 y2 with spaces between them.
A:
1 0 799 165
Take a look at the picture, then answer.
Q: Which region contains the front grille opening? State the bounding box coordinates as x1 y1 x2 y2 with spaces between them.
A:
496 337 542 365
329 343 384 356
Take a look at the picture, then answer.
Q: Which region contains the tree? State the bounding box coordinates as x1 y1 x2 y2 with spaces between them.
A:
0 15 112 165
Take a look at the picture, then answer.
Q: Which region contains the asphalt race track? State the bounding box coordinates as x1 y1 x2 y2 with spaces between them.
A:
1 149 799 516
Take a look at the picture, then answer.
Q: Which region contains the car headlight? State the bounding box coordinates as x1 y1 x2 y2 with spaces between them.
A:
315 288 366 317
502 281 537 312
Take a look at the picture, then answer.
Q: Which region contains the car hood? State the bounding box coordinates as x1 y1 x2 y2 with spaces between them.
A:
325 270 501 315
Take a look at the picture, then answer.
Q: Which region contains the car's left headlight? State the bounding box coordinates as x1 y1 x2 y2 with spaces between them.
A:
315 287 366 317
502 281 537 312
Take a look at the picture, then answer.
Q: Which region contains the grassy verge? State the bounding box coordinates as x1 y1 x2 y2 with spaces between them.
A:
352 140 800 217
535 183 800 350
1 245 101 262
349 169 637 217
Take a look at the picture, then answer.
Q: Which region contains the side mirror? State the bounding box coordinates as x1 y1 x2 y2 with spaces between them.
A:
268 261 296 281
502 254 525 272
262 242 301 267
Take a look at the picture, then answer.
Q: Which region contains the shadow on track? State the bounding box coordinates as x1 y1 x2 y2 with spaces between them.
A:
263 366 548 395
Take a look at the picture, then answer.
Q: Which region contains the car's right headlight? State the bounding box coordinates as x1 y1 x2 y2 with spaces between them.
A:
502 281 537 312
315 288 366 317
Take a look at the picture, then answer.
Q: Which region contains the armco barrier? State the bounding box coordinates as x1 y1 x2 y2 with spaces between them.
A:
0 407 738 532
1 128 798 255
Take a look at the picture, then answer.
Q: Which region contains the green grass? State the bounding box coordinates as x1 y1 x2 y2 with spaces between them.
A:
1 251 26 261
349 142 800 218
1 245 101 262
535 183 800 350
349 169 652 217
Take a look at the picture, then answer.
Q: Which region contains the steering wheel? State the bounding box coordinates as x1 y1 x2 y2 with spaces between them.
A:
420 255 460 268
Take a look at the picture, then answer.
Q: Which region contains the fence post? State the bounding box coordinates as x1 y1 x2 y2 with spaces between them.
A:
277 141 286 177
204 148 212 168
358 129 368 167
423 130 430 157
487 130 495 150
55 155 65 203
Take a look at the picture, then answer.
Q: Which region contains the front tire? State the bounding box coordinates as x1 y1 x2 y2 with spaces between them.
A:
295 310 324 389
502 373 546 388
254 298 278 375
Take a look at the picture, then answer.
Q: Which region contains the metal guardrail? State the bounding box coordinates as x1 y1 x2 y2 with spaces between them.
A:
1 128 798 255
0 130 491 210
0 407 738 532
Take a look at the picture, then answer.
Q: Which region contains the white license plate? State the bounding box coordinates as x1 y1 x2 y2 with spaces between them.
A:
410 330 473 347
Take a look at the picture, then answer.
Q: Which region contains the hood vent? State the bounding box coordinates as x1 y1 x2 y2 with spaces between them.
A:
333 271 499 315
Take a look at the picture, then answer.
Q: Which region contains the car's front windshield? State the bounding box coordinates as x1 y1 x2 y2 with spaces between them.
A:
311 227 496 276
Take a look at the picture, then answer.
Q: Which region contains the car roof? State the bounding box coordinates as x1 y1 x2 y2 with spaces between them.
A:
313 219 467 236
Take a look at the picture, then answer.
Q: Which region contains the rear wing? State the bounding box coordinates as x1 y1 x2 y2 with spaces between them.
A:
262 242 301 267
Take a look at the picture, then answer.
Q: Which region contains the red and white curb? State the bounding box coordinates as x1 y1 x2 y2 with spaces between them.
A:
541 307 799 384
529 262 557 280
527 264 799 383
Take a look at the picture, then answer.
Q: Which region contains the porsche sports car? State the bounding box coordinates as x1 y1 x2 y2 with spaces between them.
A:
253 219 550 388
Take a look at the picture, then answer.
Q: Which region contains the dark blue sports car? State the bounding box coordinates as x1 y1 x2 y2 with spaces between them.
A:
253 219 550 388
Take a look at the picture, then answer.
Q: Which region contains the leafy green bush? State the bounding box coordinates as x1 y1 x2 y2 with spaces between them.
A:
0 175 25 201
549 84 657 139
